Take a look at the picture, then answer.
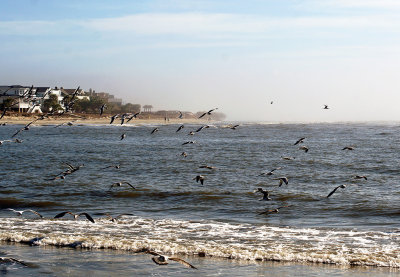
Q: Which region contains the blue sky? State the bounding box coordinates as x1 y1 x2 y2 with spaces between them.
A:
1 0 400 121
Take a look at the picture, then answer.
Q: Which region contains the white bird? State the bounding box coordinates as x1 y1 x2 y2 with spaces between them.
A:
7 208 43 218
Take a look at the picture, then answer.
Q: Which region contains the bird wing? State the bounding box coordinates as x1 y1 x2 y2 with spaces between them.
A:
327 186 341 198
54 211 74 218
169 257 198 269
27 210 43 218
198 112 207 118
78 213 95 223
123 182 136 190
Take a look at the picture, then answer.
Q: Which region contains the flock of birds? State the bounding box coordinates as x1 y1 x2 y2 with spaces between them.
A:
0 99 368 271
0 100 225 270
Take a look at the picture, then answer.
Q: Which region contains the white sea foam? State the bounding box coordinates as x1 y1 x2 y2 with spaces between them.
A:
0 216 399 267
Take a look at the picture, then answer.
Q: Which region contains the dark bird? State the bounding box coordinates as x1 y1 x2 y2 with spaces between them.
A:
274 177 289 187
258 206 289 215
13 138 23 143
110 114 120 124
299 146 309 153
178 111 183 119
181 152 188 158
270 101 273 104
102 164 121 170
151 127 159 134
327 184 347 198
126 112 140 123
45 175 65 181
198 108 218 119
342 146 354 150
254 188 272 201
99 104 107 116
54 211 95 223
176 125 184 132
354 175 367 180
109 182 136 190
6 208 43 218
258 167 281 176
193 175 205 185
182 141 196 145
146 251 197 269
230 124 240 130
323 105 329 109
120 133 126 140
11 115 46 138
199 165 216 170
281 156 295 160
195 125 209 132
294 137 305 145
188 131 195 136
0 257 28 267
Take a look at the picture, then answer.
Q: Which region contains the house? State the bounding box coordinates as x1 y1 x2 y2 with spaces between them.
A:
0 85 38 112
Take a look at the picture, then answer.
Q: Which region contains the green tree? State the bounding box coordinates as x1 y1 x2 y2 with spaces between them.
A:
43 94 62 112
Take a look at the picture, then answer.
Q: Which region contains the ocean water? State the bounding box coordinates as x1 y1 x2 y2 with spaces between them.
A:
0 122 399 276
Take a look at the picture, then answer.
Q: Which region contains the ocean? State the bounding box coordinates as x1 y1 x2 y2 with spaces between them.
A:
0 122 399 276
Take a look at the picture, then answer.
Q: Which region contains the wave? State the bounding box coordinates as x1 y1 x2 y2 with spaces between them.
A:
0 217 398 268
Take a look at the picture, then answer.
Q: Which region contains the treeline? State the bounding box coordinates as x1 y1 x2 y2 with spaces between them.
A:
43 95 141 114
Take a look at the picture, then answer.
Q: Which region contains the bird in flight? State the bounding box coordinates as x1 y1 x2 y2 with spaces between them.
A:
104 213 133 222
258 167 281 176
109 114 119 124
145 251 197 269
299 146 309 153
99 104 107 116
199 165 216 170
326 184 347 198
181 152 188 158
151 127 159 134
274 177 289 187
258 205 289 215
294 137 305 145
7 208 43 218
342 146 354 150
176 125 184 132
323 105 329 109
182 141 196 145
199 108 218 119
120 133 126 140
54 211 95 223
178 111 183 119
254 188 272 201
193 175 205 185
109 182 136 190
354 175 367 180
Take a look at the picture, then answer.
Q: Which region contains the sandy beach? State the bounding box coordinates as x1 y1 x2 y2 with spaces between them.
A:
0 114 212 126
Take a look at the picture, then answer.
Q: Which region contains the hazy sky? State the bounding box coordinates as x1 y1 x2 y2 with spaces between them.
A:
1 0 400 122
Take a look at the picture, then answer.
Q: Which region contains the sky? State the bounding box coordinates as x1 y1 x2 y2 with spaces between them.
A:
1 0 400 122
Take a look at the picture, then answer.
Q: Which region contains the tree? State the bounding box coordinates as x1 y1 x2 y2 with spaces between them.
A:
0 97 17 110
43 94 62 112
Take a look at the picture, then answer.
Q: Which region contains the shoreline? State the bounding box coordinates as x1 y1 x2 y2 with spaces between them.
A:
0 114 212 126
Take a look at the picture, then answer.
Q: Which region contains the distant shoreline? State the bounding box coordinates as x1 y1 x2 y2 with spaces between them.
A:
0 113 212 125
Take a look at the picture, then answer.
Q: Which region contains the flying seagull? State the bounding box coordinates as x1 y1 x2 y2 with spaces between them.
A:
327 184 347 198
274 177 289 187
176 125 184 132
146 251 197 269
258 205 289 215
354 175 367 180
230 124 240 130
151 127 159 134
199 165 216 170
178 111 183 119
102 164 121 170
254 188 272 201
6 208 43 218
188 131 195 136
109 182 136 190
54 211 95 223
323 105 329 109
182 141 196 145
109 114 120 124
195 125 210 132
281 156 295 160
258 167 281 176
198 108 218 119
342 146 354 150
294 137 305 145
120 133 126 140
193 175 205 185
99 104 107 116
299 146 309 153
181 152 188 158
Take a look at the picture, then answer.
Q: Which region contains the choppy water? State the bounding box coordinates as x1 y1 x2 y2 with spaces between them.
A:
0 122 399 275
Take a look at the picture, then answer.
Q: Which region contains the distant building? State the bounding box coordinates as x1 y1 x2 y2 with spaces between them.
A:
0 85 38 112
